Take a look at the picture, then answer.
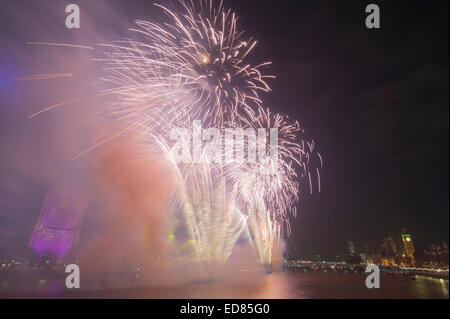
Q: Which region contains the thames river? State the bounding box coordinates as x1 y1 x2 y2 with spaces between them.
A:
1 271 448 299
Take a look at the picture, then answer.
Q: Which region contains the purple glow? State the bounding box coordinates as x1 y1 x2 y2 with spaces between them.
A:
29 184 88 263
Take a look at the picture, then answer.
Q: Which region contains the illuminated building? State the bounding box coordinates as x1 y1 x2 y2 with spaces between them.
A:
29 185 88 263
380 256 396 266
401 228 415 265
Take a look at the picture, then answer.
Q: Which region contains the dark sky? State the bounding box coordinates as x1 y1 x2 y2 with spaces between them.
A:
0 0 448 259
229 0 449 257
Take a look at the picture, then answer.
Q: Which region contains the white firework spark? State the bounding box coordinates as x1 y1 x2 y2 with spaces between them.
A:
91 0 321 265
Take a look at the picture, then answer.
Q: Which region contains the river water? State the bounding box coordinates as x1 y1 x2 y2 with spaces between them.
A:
1 270 448 299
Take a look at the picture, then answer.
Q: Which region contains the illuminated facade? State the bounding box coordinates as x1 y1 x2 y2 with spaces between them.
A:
29 185 88 263
401 233 415 260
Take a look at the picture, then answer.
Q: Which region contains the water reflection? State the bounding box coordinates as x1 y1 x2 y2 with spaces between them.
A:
1 271 448 299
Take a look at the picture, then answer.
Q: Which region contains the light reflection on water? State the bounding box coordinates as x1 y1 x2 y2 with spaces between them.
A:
1 271 448 299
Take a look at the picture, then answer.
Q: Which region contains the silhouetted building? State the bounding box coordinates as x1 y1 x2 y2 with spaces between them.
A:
416 242 450 269
346 241 362 264
383 234 398 256
346 241 356 256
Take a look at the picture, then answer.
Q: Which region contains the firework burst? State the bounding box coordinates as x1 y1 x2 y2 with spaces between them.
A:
28 0 322 267
95 0 322 266
99 0 272 129
223 106 320 265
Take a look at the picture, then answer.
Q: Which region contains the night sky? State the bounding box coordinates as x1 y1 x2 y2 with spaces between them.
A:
231 0 449 257
0 0 448 259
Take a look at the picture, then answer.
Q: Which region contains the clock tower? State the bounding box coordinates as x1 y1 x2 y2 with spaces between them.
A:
401 227 415 263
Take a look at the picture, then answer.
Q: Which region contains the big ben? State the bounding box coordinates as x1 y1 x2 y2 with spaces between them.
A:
401 228 415 262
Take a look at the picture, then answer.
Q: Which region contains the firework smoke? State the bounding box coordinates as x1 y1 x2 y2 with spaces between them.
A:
25 0 322 270
96 0 321 266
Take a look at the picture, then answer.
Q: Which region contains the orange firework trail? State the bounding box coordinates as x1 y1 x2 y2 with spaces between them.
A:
28 98 81 119
26 42 94 50
18 73 74 81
